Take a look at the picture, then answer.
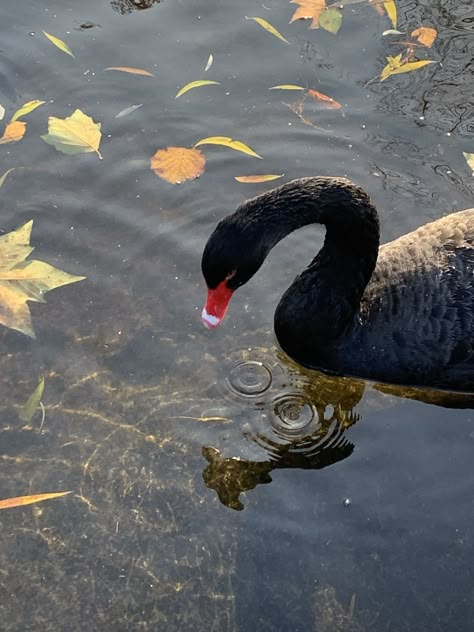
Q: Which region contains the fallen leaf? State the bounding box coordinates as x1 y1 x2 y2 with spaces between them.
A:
269 84 305 90
0 168 15 190
205 54 214 72
235 174 284 183
307 89 342 108
175 80 220 99
382 29 403 35
463 152 474 175
42 30 75 58
289 0 326 29
380 55 435 81
150 146 206 184
19 376 45 422
0 220 85 337
411 26 437 47
383 1 397 28
0 104 5 121
0 491 72 510
0 121 26 145
194 136 262 159
10 100 46 123
104 66 155 76
246 16 290 43
319 8 343 33
115 104 143 118
41 109 103 159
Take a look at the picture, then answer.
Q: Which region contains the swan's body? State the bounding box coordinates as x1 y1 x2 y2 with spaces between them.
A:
201 177 474 391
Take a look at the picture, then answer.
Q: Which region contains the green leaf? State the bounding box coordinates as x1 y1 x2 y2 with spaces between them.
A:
19 376 45 422
319 8 343 34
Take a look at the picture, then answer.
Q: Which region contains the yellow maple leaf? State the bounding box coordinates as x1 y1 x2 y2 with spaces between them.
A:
0 121 26 144
150 146 206 184
411 27 437 48
289 0 326 29
0 221 85 337
41 109 103 159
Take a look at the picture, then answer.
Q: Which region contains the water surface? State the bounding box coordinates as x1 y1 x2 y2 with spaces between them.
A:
0 0 473 630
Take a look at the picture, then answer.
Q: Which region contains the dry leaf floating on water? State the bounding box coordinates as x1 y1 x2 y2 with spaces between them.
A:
0 168 15 190
42 30 75 58
235 174 284 183
0 221 85 338
151 147 206 184
383 1 397 29
411 27 437 48
175 80 221 99
380 54 435 81
0 121 27 145
307 89 342 108
104 66 155 76
10 100 46 123
269 84 305 90
41 109 103 159
205 54 214 72
463 153 474 175
319 8 343 34
246 16 290 43
194 136 262 159
289 0 326 29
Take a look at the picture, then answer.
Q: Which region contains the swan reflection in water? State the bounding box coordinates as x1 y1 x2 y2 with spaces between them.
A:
202 350 474 511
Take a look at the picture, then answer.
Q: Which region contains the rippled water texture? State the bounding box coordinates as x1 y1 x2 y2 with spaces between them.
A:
0 0 473 631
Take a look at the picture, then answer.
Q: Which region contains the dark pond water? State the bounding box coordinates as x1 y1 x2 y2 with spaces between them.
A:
0 0 473 630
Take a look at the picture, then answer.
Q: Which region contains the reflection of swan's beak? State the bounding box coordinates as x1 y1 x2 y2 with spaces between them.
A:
202 282 234 329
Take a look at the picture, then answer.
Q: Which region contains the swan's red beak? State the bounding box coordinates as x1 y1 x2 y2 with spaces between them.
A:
202 281 234 329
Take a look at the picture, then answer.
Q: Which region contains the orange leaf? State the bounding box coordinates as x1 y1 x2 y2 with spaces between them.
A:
104 66 155 77
0 121 26 145
289 0 326 28
307 89 342 109
150 146 206 184
235 174 284 183
0 491 72 510
411 27 437 48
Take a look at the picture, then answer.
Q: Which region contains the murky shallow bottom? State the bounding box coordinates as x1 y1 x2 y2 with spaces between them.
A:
0 0 473 630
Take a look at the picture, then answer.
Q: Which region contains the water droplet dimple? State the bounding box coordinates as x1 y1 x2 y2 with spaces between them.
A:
227 361 272 396
271 393 315 432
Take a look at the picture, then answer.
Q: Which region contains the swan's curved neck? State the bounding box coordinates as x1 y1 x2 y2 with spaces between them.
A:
242 177 380 366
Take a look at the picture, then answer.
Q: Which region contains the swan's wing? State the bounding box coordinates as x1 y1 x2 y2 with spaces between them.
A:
359 209 474 383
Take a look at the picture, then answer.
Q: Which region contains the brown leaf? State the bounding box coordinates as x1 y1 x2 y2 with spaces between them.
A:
289 0 326 28
0 491 72 510
307 89 342 108
411 27 437 48
0 121 26 145
150 146 206 184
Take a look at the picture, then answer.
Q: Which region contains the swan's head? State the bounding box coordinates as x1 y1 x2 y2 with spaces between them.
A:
201 213 266 329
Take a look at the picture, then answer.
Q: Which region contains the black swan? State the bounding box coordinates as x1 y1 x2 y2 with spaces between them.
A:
201 177 474 391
